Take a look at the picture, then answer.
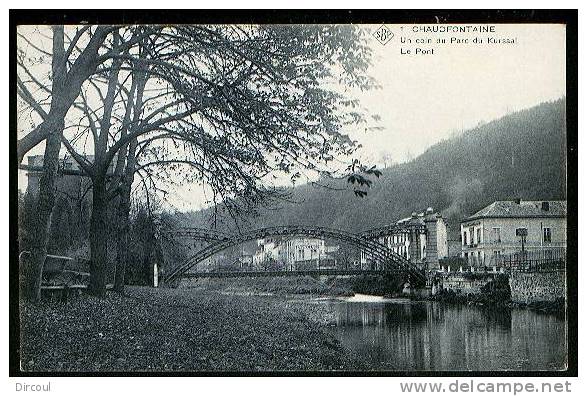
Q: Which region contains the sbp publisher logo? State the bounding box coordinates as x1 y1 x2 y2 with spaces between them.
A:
373 24 394 45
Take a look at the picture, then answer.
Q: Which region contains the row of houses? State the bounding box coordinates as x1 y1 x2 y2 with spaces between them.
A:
248 207 450 271
249 199 567 272
358 199 566 270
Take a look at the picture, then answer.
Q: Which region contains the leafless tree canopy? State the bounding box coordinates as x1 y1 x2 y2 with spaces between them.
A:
17 24 378 297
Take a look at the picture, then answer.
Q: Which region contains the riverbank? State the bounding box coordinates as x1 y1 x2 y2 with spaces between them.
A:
180 274 404 298
419 290 566 315
20 286 364 372
402 274 566 315
181 276 353 296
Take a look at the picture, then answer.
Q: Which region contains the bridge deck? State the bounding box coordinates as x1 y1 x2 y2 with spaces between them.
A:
180 269 406 279
163 225 419 283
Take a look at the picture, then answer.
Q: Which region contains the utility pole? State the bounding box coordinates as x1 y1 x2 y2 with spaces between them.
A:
318 251 321 271
516 228 528 269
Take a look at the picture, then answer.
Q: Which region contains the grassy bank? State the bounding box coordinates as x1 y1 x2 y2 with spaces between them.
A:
181 276 354 296
20 286 362 372
180 275 404 297
328 275 403 296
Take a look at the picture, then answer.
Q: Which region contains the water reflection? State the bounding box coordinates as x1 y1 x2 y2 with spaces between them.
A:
325 299 566 371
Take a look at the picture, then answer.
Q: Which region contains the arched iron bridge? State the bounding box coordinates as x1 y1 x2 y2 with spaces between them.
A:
163 226 426 285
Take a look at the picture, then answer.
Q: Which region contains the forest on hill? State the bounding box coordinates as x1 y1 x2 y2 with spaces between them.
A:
177 98 567 239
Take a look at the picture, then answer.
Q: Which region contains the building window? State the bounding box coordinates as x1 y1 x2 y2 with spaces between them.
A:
492 227 501 243
543 227 552 243
515 227 528 237
475 228 480 244
463 231 468 246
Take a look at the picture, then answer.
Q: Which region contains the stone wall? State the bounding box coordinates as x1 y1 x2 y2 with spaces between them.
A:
439 273 495 295
509 271 566 304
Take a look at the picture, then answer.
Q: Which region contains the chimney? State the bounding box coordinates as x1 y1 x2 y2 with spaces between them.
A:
541 201 550 211
514 198 521 205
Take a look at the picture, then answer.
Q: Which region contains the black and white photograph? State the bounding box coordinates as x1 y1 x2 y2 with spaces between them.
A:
8 8 577 383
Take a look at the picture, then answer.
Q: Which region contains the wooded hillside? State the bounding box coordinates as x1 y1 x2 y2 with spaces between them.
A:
179 98 567 238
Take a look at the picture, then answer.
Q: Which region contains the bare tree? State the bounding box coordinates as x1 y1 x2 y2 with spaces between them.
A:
17 26 153 300
18 26 118 300
19 24 379 296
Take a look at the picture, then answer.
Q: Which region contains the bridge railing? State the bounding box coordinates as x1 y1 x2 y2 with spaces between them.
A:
163 226 425 284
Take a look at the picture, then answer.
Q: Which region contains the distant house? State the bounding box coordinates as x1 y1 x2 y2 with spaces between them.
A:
460 200 567 267
239 254 254 270
280 237 326 270
252 236 329 270
25 155 91 207
252 237 281 268
360 207 448 270
25 154 116 199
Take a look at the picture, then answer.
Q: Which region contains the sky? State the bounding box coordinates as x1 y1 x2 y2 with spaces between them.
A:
172 23 566 211
17 24 567 212
348 23 566 165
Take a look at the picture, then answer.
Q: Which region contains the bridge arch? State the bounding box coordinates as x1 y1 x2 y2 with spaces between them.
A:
161 227 230 242
164 225 424 283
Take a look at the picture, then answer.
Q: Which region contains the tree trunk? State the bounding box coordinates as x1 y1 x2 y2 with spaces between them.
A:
89 175 109 296
21 120 65 301
114 182 131 292
20 26 67 302
113 65 145 292
113 139 138 291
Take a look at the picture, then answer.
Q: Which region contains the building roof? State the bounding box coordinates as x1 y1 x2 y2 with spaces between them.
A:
465 200 566 221
360 208 439 238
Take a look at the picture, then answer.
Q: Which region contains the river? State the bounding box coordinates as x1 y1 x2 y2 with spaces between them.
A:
315 294 567 371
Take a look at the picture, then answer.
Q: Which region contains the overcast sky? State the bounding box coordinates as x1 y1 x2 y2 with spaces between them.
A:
173 23 566 211
349 23 566 164
18 24 566 212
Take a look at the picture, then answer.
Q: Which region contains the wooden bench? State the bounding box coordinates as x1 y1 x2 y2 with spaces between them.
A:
40 255 90 301
20 253 115 301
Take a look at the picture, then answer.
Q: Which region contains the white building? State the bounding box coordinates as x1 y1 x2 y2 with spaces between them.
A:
251 236 327 270
360 207 448 270
280 237 326 270
252 237 281 268
460 200 567 267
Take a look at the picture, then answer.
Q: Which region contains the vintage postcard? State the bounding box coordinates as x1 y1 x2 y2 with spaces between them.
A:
10 9 576 381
